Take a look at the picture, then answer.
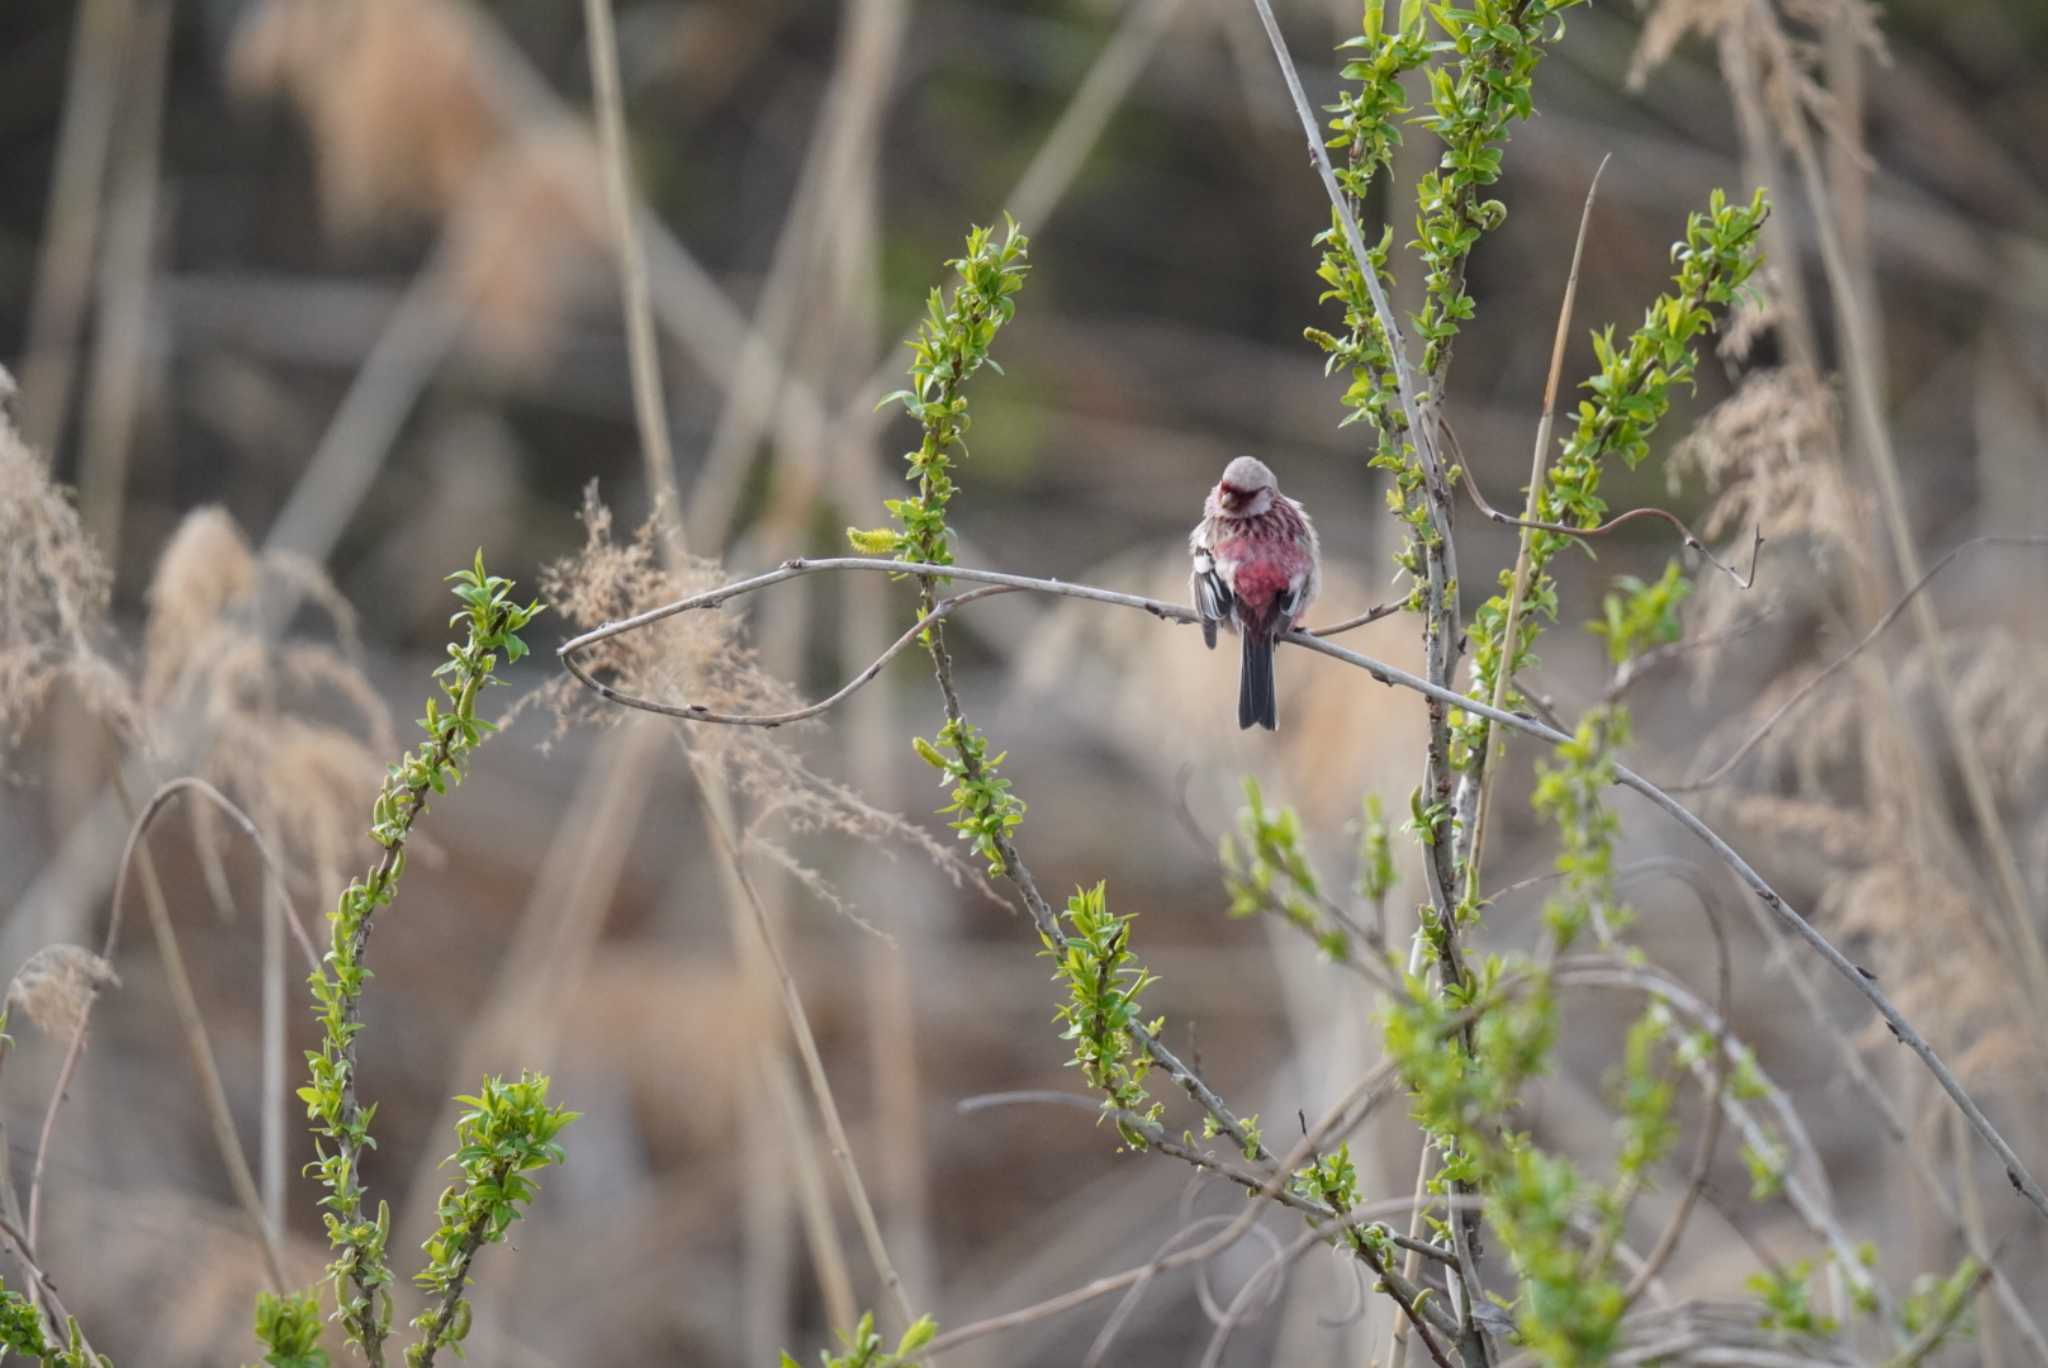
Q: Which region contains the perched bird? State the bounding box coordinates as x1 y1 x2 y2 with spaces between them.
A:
1189 455 1321 730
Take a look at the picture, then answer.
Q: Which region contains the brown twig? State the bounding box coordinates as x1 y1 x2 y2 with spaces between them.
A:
1462 154 1607 921
1882 1258 1997 1368
0 1213 91 1358
1603 605 1780 702
1307 599 1405 637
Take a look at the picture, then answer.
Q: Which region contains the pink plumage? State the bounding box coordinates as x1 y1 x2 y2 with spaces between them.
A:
1189 456 1320 730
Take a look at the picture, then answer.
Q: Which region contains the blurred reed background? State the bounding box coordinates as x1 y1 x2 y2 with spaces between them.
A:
1 0 2046 1362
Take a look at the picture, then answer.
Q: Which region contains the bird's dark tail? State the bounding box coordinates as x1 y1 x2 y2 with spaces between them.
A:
1238 629 1277 731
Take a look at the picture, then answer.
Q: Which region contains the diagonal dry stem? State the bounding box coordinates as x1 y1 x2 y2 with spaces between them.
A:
1461 157 1605 908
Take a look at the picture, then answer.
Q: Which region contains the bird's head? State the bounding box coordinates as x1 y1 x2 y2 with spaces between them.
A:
1214 455 1278 517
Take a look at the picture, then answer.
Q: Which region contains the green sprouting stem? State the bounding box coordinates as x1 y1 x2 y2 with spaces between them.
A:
405 1073 578 1367
298 553 542 1363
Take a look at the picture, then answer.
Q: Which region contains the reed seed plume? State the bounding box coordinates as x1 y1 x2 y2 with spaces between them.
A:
0 367 138 762
5 944 121 1041
141 506 393 896
229 0 607 370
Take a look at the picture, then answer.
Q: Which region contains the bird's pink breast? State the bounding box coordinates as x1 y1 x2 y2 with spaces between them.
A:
1215 537 1302 610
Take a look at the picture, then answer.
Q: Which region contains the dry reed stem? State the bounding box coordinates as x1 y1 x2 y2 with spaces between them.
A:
15 0 134 453
29 777 311 1295
836 0 1197 428
1748 0 2048 1076
581 0 682 552
1462 156 1606 914
682 0 905 555
699 784 918 1333
74 0 171 564
772 1050 862 1337
259 244 468 563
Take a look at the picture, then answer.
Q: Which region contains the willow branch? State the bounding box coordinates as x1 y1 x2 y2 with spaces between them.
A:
558 553 2048 1225
1247 0 1444 493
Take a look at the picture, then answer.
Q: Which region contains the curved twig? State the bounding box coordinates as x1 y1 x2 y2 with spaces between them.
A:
1614 865 1731 1310
29 777 312 1290
1457 444 1765 590
1081 1213 1255 1368
930 1064 1459 1358
1196 1221 1325 1368
1190 1216 1288 1334
1670 533 2048 791
558 555 2048 1224
1557 957 1891 1328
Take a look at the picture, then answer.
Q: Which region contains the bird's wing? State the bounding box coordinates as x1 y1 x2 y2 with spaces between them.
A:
1189 523 1232 650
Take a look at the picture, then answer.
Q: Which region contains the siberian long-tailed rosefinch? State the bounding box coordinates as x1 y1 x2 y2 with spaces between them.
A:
1189 455 1321 731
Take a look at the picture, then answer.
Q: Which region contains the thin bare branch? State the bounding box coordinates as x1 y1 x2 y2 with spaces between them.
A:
1459 457 1765 591
1617 868 1732 1310
1882 1258 1997 1368
1744 0 2048 1044
1604 606 1780 702
0 1213 89 1357
931 1063 1460 1359
1672 533 2048 791
1307 598 1404 637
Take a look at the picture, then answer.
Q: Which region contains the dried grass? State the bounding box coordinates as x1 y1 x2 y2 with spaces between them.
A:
141 506 393 897
539 487 995 927
228 0 606 371
0 366 138 761
6 944 121 1040
1674 366 1858 688
1628 0 1885 126
1670 271 2043 1089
